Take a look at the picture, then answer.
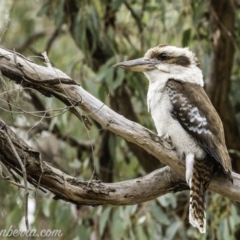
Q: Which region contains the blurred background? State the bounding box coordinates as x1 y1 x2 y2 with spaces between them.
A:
0 0 240 239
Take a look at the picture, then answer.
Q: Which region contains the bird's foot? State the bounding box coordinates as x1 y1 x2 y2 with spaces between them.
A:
160 134 174 150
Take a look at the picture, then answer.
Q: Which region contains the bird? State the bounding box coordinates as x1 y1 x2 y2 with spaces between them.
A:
114 44 232 233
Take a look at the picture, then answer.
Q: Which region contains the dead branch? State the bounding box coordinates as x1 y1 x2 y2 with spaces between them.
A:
0 120 186 205
0 47 239 205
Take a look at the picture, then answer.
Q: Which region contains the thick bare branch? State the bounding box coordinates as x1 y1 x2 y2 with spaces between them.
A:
0 47 239 205
0 120 186 205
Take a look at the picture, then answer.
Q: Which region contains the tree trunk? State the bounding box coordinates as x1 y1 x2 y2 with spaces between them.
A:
207 0 240 172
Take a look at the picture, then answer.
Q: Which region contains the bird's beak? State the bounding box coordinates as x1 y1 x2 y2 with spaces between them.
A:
113 58 157 72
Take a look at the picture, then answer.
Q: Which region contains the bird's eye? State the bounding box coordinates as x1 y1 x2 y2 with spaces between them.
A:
157 53 168 61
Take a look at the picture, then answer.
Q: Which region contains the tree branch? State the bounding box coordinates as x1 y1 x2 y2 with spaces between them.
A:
0 47 239 205
0 120 186 205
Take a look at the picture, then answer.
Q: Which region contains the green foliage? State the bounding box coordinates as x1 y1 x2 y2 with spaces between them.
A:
0 0 239 240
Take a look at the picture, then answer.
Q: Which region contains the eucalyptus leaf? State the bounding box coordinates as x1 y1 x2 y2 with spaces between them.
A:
149 203 170 226
42 199 51 218
99 207 111 237
164 220 182 240
182 29 191 47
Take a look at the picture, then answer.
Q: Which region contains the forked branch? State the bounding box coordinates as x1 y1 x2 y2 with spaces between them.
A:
0 47 239 205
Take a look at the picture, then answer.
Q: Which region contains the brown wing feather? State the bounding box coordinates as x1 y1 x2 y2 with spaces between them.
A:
166 79 232 179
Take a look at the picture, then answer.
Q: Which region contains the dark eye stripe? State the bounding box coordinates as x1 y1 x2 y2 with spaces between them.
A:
149 50 191 67
162 55 191 67
175 56 191 66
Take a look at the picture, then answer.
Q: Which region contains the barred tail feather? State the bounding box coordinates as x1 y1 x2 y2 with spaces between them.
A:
188 158 214 233
189 177 206 233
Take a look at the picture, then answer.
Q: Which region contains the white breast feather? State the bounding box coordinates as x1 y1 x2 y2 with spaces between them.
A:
144 69 205 159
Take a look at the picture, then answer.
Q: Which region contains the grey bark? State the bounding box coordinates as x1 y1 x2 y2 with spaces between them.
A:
0 47 239 205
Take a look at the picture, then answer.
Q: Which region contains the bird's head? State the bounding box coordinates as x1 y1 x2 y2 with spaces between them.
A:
114 45 203 86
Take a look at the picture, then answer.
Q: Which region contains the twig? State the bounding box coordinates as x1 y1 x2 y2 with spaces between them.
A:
0 127 29 231
87 165 96 188
209 3 240 53
16 32 46 53
0 160 34 190
41 51 52 68
45 28 61 53
124 0 143 33
0 69 12 115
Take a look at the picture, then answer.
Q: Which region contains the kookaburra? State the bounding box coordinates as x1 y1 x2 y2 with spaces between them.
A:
114 45 232 233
